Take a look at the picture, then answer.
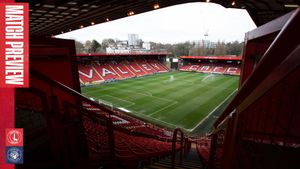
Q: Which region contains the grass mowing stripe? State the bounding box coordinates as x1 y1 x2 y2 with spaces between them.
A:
81 71 239 132
148 101 178 116
151 77 236 129
177 79 237 129
83 72 201 98
146 74 211 97
188 88 238 132
153 75 232 100
109 72 200 93
96 94 135 108
82 72 202 95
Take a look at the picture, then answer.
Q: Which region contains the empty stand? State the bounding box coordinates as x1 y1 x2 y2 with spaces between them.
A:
196 137 211 166
189 65 201 71
83 103 170 138
16 67 186 169
14 37 180 169
110 61 136 79
78 64 104 84
93 63 121 81
224 66 240 75
179 56 241 76
180 63 241 75
197 64 214 73
179 64 192 71
78 59 169 85
136 60 158 74
197 9 300 169
148 60 169 72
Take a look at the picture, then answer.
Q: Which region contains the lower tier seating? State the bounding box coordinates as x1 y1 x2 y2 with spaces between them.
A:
180 63 240 75
82 106 178 168
83 103 171 138
196 137 211 165
79 59 169 85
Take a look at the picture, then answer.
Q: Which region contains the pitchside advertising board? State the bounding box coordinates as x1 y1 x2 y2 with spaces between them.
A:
0 2 28 168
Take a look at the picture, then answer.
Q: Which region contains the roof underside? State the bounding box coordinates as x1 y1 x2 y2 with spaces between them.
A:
17 0 299 36
77 53 169 57
180 56 242 61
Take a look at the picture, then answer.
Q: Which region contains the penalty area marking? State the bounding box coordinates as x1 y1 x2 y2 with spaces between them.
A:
127 111 179 129
97 94 135 108
104 86 174 103
148 101 178 116
81 86 113 94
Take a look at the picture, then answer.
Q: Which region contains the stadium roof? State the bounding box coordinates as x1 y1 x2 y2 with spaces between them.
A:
180 56 242 61
17 0 298 36
77 53 170 57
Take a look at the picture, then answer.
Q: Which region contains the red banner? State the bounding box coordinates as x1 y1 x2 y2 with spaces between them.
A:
0 3 28 88
0 2 28 169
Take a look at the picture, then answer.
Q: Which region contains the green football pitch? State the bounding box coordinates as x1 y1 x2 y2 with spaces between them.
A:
81 71 238 131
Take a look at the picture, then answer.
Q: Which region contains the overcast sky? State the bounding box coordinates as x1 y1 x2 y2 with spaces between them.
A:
56 2 256 44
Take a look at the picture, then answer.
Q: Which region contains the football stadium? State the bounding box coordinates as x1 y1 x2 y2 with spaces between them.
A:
82 72 238 130
78 54 240 134
1 0 299 169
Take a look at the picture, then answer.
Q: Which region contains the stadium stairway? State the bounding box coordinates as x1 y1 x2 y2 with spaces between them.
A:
144 144 203 169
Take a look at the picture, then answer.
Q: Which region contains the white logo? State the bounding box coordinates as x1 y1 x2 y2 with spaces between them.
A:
7 130 22 145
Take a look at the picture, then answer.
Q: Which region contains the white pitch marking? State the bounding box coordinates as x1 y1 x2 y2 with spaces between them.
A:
97 94 135 108
187 88 238 132
148 101 178 116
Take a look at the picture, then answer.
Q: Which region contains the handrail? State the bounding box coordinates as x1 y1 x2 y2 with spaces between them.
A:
29 68 183 167
171 128 184 169
30 68 173 141
184 137 190 157
30 69 115 116
214 8 300 127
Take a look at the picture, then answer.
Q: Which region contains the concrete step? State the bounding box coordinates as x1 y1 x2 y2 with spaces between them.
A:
144 145 203 169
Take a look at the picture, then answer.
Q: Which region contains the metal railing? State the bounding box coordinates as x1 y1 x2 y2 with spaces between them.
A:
206 8 300 169
16 69 180 168
171 128 185 169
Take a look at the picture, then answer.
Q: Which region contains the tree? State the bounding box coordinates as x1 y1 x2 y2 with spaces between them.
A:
226 41 243 56
101 38 116 52
214 41 226 55
149 42 174 56
173 42 191 57
84 40 92 53
78 38 243 56
91 40 101 53
75 41 85 54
